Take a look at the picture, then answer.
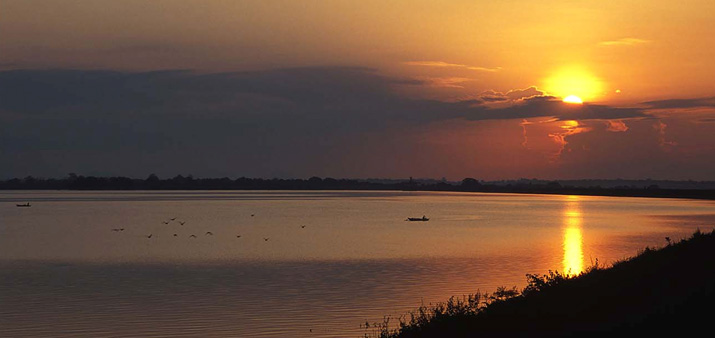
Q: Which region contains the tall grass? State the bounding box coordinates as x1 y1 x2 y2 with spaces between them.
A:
364 229 713 338
364 271 577 338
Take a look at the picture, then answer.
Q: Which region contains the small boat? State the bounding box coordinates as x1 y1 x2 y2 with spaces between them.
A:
16 203 31 207
406 215 429 221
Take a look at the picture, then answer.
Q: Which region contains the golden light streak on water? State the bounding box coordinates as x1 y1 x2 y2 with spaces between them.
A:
562 196 584 275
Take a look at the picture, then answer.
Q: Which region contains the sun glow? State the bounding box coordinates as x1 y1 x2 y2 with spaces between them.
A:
563 95 583 104
561 120 579 129
543 67 604 102
562 196 584 276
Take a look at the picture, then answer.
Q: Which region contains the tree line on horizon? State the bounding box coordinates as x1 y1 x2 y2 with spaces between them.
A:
0 174 457 191
1 174 715 200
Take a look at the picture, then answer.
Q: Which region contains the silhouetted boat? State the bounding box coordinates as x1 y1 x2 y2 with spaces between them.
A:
406 216 429 221
16 203 31 207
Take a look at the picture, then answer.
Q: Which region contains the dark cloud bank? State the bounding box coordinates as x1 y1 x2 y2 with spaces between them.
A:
643 97 715 109
0 67 692 179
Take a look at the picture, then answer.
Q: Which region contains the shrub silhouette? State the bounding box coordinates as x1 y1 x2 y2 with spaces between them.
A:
367 229 715 338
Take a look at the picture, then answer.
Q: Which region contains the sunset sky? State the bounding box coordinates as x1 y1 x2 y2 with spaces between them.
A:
2 0 715 180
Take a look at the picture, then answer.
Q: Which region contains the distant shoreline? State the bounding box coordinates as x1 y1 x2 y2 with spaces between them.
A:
2 175 715 200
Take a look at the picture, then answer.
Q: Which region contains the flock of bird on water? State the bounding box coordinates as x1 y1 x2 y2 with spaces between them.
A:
110 214 307 241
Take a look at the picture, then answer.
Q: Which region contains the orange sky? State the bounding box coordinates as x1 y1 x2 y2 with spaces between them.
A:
1 0 714 180
4 0 714 100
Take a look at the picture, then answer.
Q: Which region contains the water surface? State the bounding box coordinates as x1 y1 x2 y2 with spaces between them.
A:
1 191 713 337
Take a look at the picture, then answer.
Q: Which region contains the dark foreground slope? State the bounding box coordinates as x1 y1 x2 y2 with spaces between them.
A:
382 230 715 338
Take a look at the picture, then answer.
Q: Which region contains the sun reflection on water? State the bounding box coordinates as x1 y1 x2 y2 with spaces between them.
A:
563 196 584 275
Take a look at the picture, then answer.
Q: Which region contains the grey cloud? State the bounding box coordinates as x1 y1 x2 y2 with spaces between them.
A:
0 67 465 177
0 67 651 178
465 96 648 122
0 67 648 126
643 97 715 109
474 86 546 103
505 86 545 100
0 67 457 126
474 90 509 103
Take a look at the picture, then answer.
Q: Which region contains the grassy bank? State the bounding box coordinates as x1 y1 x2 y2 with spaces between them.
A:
368 229 715 337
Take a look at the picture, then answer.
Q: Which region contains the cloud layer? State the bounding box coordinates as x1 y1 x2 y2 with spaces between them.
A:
0 67 649 127
0 67 710 179
404 61 501 72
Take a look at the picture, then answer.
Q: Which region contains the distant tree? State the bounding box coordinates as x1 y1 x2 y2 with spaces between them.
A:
323 177 338 187
145 173 160 189
547 181 562 188
461 178 481 190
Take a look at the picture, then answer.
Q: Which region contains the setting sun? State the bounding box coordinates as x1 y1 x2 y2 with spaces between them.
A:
563 95 583 104
543 67 604 102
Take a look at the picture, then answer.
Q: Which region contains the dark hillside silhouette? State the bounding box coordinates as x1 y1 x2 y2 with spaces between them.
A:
369 230 715 337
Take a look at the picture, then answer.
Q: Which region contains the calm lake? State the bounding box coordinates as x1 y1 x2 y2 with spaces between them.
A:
1 190 714 337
